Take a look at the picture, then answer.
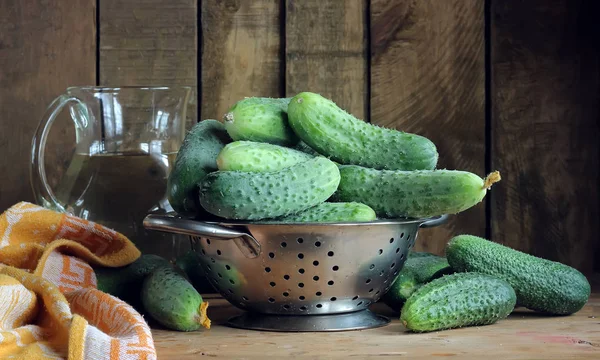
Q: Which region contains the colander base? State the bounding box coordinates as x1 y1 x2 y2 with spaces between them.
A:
226 309 390 332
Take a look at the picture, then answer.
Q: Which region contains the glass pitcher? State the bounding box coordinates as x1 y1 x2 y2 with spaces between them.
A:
30 86 192 258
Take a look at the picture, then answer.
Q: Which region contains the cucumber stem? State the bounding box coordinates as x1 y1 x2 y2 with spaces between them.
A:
483 171 501 190
195 301 211 329
224 112 234 124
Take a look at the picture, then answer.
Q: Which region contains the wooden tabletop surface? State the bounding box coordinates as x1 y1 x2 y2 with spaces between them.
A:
152 293 600 359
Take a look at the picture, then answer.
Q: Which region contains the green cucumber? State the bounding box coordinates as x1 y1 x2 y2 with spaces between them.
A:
400 272 516 332
216 141 312 172
334 165 501 218
142 266 211 331
175 251 216 294
167 120 231 217
287 92 438 170
199 157 340 220
382 253 453 311
269 202 376 223
294 141 322 157
223 97 298 146
446 235 591 315
94 254 172 313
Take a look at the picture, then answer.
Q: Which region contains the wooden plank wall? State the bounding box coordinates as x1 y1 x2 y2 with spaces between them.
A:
1 0 598 273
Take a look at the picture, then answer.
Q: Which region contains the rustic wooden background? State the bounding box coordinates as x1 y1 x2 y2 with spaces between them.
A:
1 0 598 274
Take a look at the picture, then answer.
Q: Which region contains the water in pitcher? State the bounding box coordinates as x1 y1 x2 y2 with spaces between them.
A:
54 151 183 258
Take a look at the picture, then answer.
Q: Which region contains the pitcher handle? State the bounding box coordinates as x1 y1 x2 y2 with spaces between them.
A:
30 94 86 213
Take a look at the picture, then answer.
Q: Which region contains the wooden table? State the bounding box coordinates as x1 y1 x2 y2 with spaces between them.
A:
153 294 600 359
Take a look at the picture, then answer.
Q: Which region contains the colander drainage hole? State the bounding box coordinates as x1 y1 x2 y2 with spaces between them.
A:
393 270 399 276
281 242 287 248
268 252 275 258
218 273 222 278
316 304 323 308
313 260 319 266
283 292 289 297
313 276 319 281
368 288 374 293
283 305 290 310
299 296 305 300
332 265 339 271
229 279 235 285
365 278 371 284
228 289 233 294
268 297 275 303
298 253 304 259
357 301 363 306
352 296 359 300
201 249 206 255
284 275 290 280
297 237 304 244
407 234 411 240
225 265 231 270
378 249 383 255
328 280 334 286
400 253 405 260
330 297 337 301
242 296 249 301
270 282 276 287
206 265 211 271
390 238 394 243
327 251 334 257
391 262 396 268
316 291 322 296
265 267 272 273
217 250 222 255
400 232 405 239
207 239 211 245
315 241 321 247
369 264 375 270
298 283 305 288
379 271 385 276
298 268 305 274
211 257 215 263
375 290 381 296
300 306 307 311
396 248 400 253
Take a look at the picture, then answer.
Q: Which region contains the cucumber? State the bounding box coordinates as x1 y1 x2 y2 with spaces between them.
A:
175 251 216 294
400 272 516 332
334 165 501 218
142 266 211 331
94 254 172 313
223 97 298 146
382 253 453 311
294 141 322 157
268 202 376 223
446 235 591 315
217 141 312 172
167 120 231 217
199 157 340 220
287 92 438 170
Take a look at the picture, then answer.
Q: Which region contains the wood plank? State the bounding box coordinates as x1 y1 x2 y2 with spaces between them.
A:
490 0 600 273
0 0 95 211
201 0 282 120
99 0 197 124
286 0 368 119
153 294 600 359
370 0 486 255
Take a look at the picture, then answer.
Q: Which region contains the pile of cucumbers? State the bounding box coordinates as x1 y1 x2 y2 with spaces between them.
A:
167 92 501 222
383 235 590 333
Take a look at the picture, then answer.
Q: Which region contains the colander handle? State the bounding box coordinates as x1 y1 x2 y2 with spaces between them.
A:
142 214 261 258
419 214 449 228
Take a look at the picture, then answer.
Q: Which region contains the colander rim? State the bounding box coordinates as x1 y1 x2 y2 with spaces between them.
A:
199 215 445 227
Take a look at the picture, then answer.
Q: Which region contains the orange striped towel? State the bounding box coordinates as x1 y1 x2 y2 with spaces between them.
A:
0 202 156 360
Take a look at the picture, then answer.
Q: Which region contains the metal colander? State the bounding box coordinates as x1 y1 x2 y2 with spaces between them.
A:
143 214 447 332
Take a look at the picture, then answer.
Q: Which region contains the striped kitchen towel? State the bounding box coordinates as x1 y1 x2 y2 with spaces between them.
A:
0 202 156 360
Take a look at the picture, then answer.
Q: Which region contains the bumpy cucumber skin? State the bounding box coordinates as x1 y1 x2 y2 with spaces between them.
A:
269 202 377 223
383 253 453 311
217 141 312 172
142 266 210 331
287 92 438 170
446 235 591 315
199 157 340 220
167 120 231 216
400 272 516 332
334 165 488 218
224 97 298 146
